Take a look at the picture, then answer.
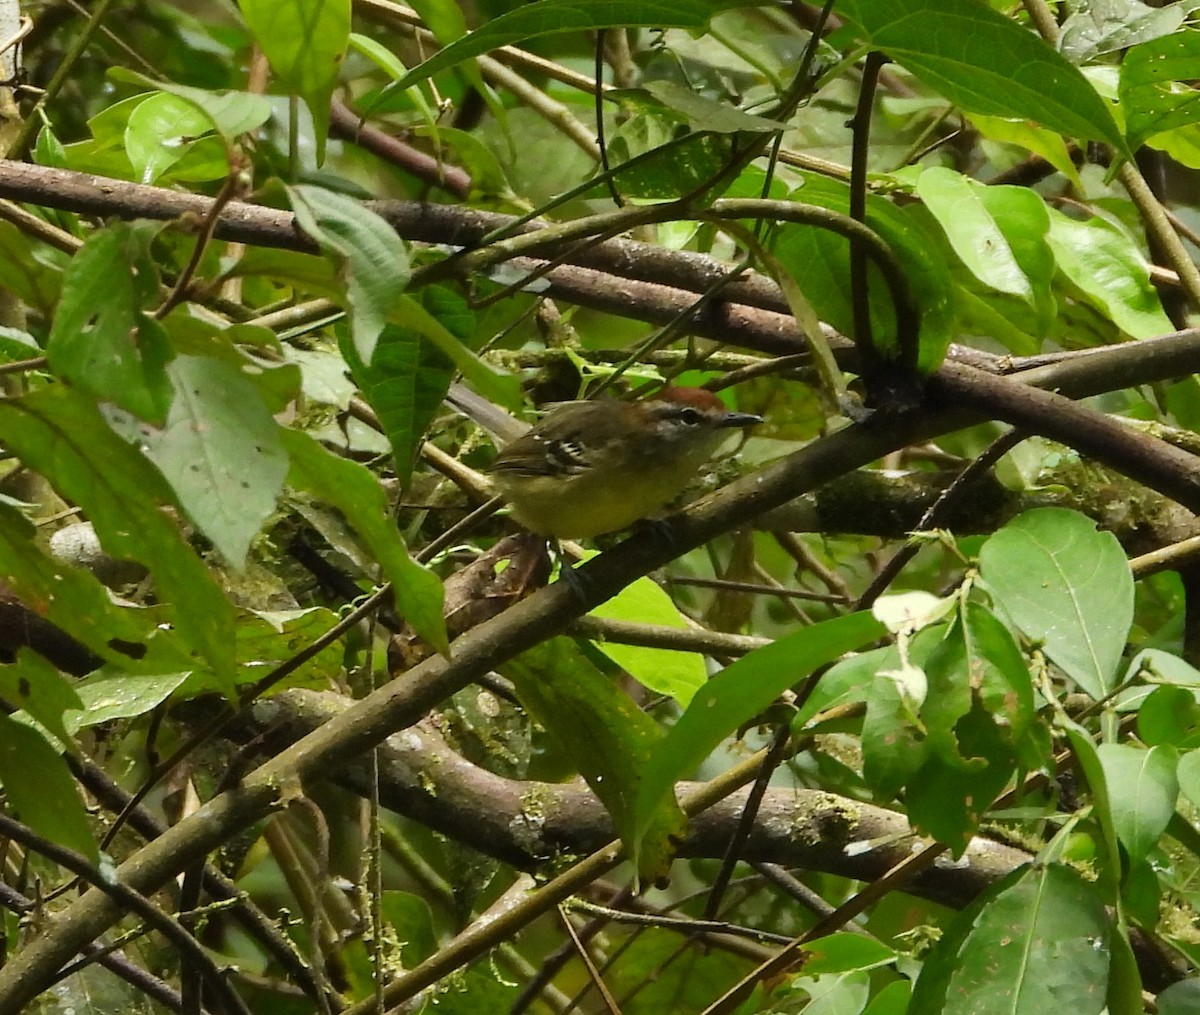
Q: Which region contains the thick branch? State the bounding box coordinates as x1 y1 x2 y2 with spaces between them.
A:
243 689 1032 910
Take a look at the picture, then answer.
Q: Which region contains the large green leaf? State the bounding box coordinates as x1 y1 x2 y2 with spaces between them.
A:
1060 0 1191 64
46 223 173 424
238 0 349 162
1045 208 1174 339
861 666 928 798
0 651 84 750
64 672 192 732
915 170 1057 346
390 294 521 410
801 934 897 976
344 288 470 488
838 0 1126 153
910 863 1111 1015
288 184 409 365
1137 685 1200 747
144 355 288 567
386 0 776 93
632 611 884 848
1157 979 1200 1015
979 508 1133 699
916 167 1033 302
124 92 215 185
0 714 98 864
617 81 784 134
109 70 273 142
1097 742 1178 864
0 504 169 671
0 388 238 696
586 573 707 706
503 637 686 882
906 699 1016 854
961 600 1044 769
280 429 448 656
1121 28 1200 152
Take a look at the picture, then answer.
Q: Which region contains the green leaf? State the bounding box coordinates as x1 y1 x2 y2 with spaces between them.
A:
46 223 173 424
916 167 1033 301
1106 915 1144 1015
1138 685 1200 747
0 388 238 696
1061 0 1190 64
64 671 191 732
391 294 521 410
280 429 448 656
838 0 1126 154
617 81 784 134
0 713 98 864
608 128 734 200
289 184 410 364
381 891 437 966
794 643 893 727
407 0 469 46
503 637 687 883
1098 742 1178 863
0 503 162 670
862 668 928 798
1061 715 1122 901
1045 208 1174 339
961 601 1043 768
0 221 64 317
1121 856 1161 928
176 608 346 698
801 934 897 976
910 863 1111 1015
238 0 350 163
0 651 84 749
124 92 215 184
863 981 911 1015
409 124 510 197
385 0 775 94
587 575 707 706
109 70 273 142
344 287 469 487
920 618 971 752
979 508 1133 699
1121 28 1200 152
906 698 1016 854
143 355 288 567
1157 979 1200 1015
231 607 346 688
967 113 1083 190
633 611 884 846
797 971 871 1015
1177 748 1200 810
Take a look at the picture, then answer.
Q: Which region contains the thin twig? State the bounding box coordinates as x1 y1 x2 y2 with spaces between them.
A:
155 171 241 320
848 50 885 378
703 719 794 920
855 428 1028 610
558 906 622 1015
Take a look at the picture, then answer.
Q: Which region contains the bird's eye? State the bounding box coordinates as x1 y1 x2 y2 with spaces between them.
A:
676 406 704 425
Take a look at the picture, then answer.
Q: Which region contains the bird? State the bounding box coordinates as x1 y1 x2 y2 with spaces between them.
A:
485 386 761 539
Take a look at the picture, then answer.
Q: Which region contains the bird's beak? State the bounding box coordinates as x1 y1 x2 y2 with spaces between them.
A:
719 411 763 428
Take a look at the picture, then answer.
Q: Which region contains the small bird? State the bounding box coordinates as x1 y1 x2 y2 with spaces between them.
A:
486 387 761 539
